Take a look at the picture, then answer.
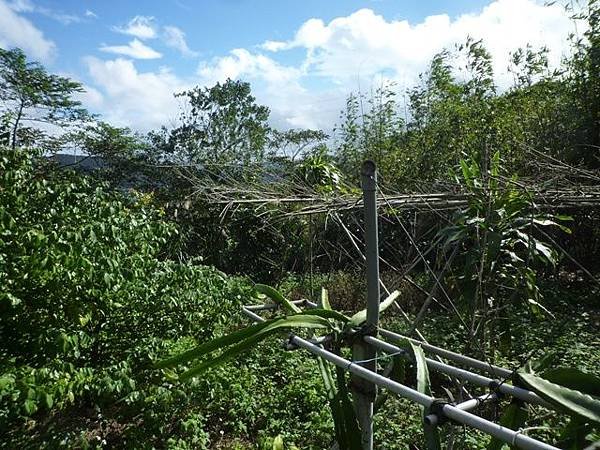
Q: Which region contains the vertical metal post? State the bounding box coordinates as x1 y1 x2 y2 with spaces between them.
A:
362 161 381 333
352 160 380 450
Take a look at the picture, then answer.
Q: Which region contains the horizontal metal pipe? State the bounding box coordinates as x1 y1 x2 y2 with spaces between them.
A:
364 336 551 409
245 302 510 377
442 403 557 450
242 306 265 322
241 309 557 450
456 393 499 411
244 306 548 407
379 329 513 378
291 335 557 450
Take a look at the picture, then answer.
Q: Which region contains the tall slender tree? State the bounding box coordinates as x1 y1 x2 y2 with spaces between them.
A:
0 47 89 149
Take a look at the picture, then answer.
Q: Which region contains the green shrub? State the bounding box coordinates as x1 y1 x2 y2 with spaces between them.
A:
0 149 249 447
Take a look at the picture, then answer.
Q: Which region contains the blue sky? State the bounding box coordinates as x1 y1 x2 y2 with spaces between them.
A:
0 0 578 133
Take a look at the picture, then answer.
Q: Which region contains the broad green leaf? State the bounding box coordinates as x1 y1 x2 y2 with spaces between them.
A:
255 284 302 313
23 399 37 415
487 401 529 450
321 287 332 310
490 150 501 179
272 435 284 450
532 218 572 234
409 342 441 450
44 393 54 409
178 315 332 379
518 372 600 423
460 159 473 187
302 308 350 324
349 290 400 327
533 240 556 265
542 368 600 397
157 314 331 369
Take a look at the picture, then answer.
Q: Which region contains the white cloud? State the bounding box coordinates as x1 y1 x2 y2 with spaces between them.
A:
85 10 97 19
197 48 300 86
262 0 576 88
74 84 104 110
84 57 189 130
197 48 337 129
82 0 578 133
163 26 198 57
100 39 162 59
7 0 33 12
113 16 157 40
0 0 56 61
8 0 81 24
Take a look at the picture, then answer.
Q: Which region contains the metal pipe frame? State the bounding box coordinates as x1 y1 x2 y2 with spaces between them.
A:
425 393 498 426
290 333 557 450
355 160 380 449
379 329 513 378
243 304 549 408
364 335 551 409
246 301 512 379
455 393 499 411
240 307 559 450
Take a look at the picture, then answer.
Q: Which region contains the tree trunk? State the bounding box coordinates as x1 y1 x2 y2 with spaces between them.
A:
11 102 24 149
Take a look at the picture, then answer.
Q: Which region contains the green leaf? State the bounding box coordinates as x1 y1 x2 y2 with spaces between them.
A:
178 315 332 380
23 399 37 415
317 357 362 449
334 366 362 450
409 342 441 450
542 368 600 398
255 284 302 314
155 320 274 369
533 240 556 265
517 372 600 423
349 290 400 327
410 342 432 397
302 308 350 324
44 393 54 409
320 287 332 310
272 435 284 450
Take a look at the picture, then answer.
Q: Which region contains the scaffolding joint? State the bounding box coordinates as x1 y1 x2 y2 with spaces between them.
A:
488 380 507 401
425 398 453 426
344 322 378 346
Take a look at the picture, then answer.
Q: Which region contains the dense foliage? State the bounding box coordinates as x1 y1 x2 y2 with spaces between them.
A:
0 149 253 447
1 1 599 448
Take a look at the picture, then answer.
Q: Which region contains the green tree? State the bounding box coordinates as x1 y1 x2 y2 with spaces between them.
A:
167 79 271 172
0 47 89 150
334 83 404 182
269 128 328 162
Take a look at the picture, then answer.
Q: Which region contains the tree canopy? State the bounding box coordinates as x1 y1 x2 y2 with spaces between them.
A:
0 48 89 150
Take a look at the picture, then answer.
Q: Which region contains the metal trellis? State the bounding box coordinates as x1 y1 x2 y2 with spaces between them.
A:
241 161 566 450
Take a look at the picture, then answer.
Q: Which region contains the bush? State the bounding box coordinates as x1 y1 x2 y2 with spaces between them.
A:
0 149 250 447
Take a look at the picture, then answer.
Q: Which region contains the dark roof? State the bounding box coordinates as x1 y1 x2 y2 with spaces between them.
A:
49 154 106 171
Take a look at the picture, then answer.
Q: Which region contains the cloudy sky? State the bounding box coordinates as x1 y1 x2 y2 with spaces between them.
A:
0 0 579 133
